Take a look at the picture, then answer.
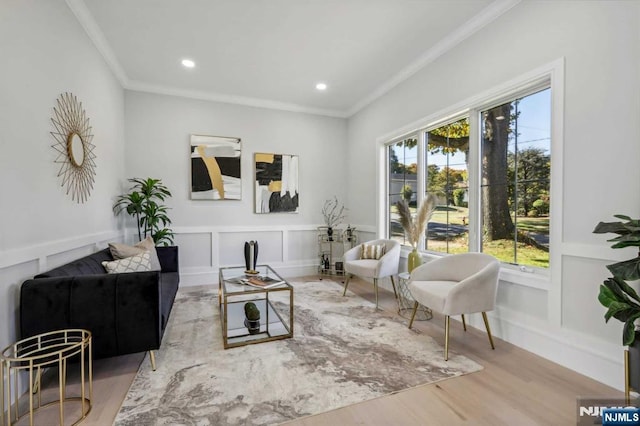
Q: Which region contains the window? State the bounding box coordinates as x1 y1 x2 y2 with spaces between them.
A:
388 137 418 246
481 89 550 267
425 118 469 254
384 86 551 270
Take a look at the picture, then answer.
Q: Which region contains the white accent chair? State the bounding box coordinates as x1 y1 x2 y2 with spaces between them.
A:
342 239 400 309
407 253 500 360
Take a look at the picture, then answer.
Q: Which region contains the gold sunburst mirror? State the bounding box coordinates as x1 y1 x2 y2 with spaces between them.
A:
50 92 96 203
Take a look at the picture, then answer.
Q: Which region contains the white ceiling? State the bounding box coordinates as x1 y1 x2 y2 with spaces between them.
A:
69 0 519 117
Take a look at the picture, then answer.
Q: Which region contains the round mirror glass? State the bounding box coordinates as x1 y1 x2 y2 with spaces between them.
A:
67 133 85 167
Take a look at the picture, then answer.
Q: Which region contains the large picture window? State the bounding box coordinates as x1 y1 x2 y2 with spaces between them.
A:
384 86 551 270
481 88 550 267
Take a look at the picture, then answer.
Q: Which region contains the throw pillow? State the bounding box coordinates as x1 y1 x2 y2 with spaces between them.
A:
109 236 161 271
360 243 386 260
102 252 152 274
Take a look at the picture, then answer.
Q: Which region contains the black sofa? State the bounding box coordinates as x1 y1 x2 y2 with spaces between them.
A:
20 246 179 361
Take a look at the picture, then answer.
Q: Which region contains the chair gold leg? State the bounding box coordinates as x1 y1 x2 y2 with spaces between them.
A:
625 349 631 405
445 315 450 361
149 350 157 371
482 312 495 350
373 278 379 309
342 274 351 296
461 314 467 331
390 275 398 299
408 301 419 329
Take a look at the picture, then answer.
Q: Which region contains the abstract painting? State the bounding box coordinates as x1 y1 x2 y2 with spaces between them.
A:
190 134 241 200
255 153 299 213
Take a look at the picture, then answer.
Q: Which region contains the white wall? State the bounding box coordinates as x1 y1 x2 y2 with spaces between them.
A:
123 91 348 282
0 0 125 352
346 1 640 389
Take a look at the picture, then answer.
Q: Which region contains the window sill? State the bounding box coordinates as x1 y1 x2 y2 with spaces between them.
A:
400 248 550 291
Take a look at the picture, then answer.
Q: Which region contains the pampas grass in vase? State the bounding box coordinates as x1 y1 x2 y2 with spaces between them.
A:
395 194 436 272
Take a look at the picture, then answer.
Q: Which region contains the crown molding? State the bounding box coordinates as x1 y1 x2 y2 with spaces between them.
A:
67 0 520 119
345 0 522 117
126 80 348 118
65 0 129 86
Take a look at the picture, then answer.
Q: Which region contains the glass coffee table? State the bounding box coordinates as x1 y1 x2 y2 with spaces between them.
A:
218 265 293 349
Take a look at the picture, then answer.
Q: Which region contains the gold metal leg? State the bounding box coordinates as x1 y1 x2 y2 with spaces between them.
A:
625 349 630 405
58 357 64 426
149 350 157 371
373 278 379 309
408 301 419 329
342 274 351 296
445 315 450 361
482 312 495 349
1 360 4 426
390 276 398 299
461 314 467 331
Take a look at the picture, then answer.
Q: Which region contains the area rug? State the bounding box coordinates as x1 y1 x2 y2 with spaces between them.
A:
115 280 482 425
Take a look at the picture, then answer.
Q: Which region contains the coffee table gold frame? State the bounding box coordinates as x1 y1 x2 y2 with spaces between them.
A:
1 329 92 426
219 265 294 349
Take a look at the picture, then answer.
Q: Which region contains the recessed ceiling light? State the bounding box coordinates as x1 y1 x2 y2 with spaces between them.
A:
181 59 195 68
315 82 327 91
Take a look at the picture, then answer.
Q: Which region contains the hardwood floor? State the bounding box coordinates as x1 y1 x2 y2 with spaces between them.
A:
9 276 621 425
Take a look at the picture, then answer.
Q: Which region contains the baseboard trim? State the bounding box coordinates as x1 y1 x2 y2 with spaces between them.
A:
464 309 623 391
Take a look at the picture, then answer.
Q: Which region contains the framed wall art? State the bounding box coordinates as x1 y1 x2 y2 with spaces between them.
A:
190 134 241 200
254 153 299 214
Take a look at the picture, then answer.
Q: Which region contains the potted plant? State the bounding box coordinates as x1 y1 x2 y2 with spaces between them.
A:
244 302 261 335
593 214 640 398
321 196 346 241
396 194 436 272
114 178 174 246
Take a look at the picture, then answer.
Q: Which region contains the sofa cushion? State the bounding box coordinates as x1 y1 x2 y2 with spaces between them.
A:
109 236 161 271
35 249 113 278
102 252 152 273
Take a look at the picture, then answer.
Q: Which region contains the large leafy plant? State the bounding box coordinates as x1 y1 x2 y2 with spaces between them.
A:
593 215 640 345
114 178 174 246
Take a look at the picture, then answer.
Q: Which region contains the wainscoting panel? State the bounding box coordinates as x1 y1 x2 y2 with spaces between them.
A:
287 230 319 262
174 233 212 268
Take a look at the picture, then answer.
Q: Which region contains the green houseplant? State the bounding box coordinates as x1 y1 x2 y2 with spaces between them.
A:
114 178 174 246
593 214 640 345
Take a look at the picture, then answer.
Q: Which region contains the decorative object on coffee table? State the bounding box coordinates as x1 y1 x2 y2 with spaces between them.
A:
190 134 241 200
244 240 259 273
243 302 261 334
50 92 96 203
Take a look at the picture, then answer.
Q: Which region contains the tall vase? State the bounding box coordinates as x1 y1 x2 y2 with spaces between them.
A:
408 248 422 273
244 241 259 272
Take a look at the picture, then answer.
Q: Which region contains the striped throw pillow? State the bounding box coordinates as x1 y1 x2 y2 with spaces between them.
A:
361 243 386 260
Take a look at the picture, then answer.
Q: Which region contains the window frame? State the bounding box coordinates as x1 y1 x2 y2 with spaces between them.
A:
377 59 564 290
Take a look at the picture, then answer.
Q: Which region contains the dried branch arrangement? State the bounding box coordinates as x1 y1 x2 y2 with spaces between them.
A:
396 194 436 248
322 196 347 227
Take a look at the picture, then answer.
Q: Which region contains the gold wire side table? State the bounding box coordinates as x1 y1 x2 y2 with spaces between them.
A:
397 272 432 321
1 329 92 426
